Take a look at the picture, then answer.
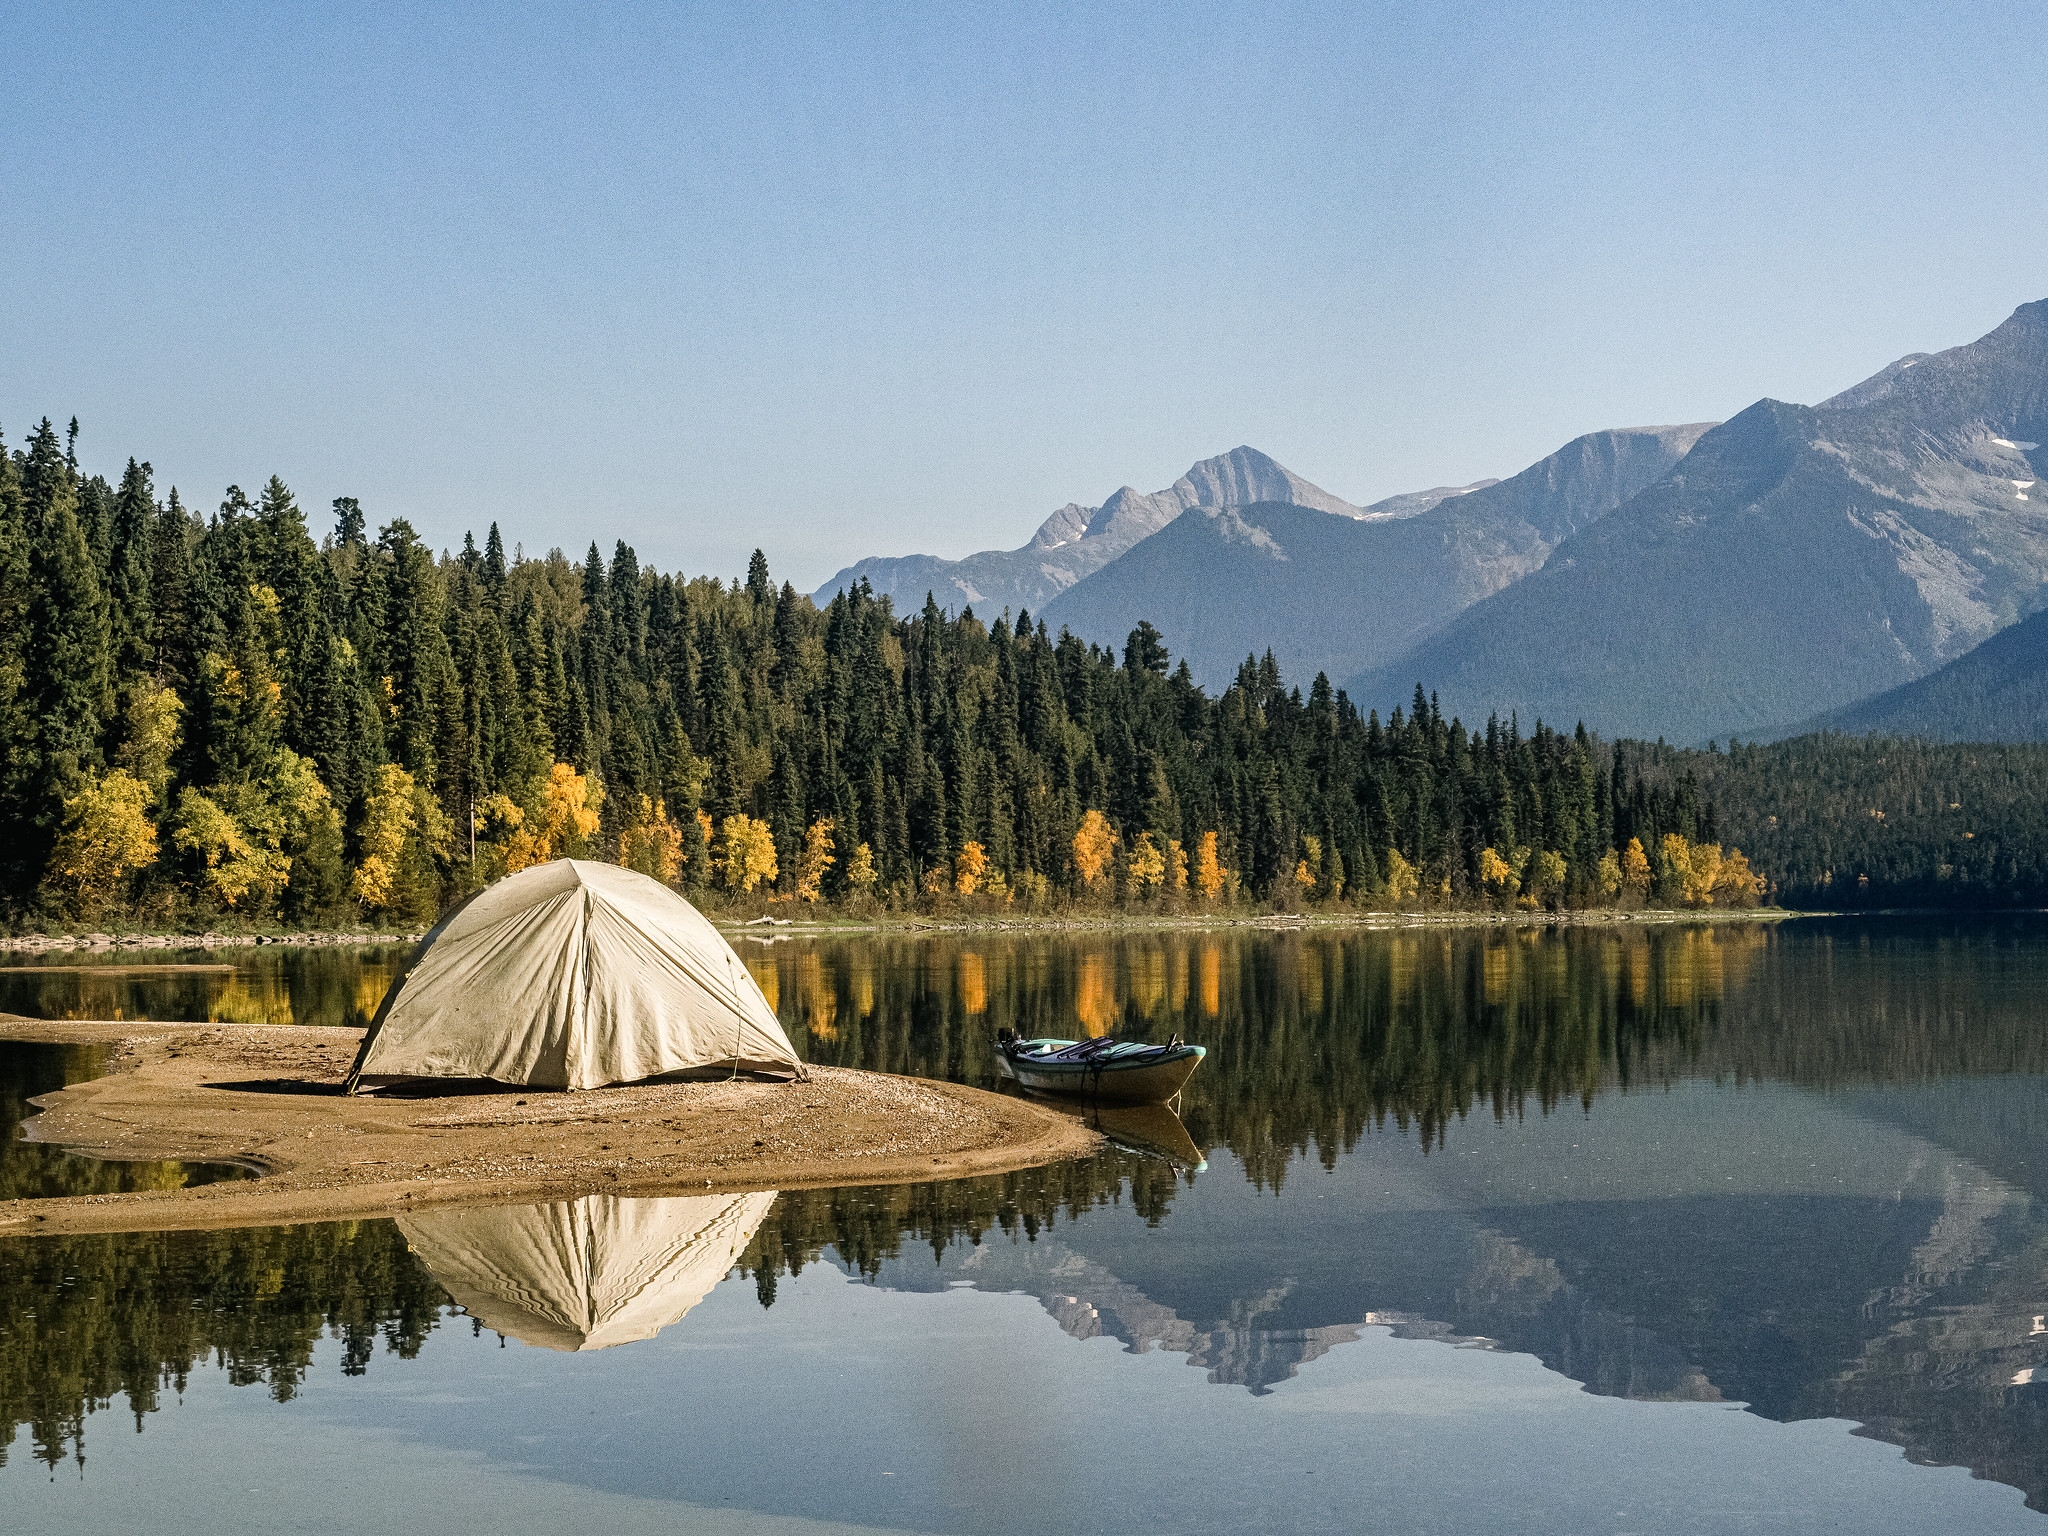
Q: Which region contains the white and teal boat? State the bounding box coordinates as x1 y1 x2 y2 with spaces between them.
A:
993 1031 1205 1104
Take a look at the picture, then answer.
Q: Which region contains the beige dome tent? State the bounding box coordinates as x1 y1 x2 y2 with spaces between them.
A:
345 859 803 1092
398 1191 778 1351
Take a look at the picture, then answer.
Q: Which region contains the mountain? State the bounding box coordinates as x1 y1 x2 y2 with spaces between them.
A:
1038 423 1713 689
1787 603 2048 741
1348 301 2048 742
810 446 1456 616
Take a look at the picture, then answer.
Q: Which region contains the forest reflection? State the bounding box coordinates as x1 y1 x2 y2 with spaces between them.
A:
8 917 2048 1480
752 917 2048 1184
0 946 409 1030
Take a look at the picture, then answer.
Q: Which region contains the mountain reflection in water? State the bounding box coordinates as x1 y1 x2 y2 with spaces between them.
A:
5 917 2048 1512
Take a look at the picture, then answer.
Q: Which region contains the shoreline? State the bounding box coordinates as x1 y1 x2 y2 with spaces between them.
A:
0 1018 1102 1238
714 906 1802 938
0 906 1809 953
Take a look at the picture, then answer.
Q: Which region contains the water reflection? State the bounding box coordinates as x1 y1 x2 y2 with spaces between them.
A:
397 1193 778 1352
6 917 2048 1515
757 917 2048 1183
0 1042 250 1200
0 946 410 1029
1019 1096 1208 1171
0 1218 442 1471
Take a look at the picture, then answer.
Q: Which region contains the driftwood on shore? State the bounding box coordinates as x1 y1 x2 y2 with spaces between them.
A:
0 929 425 954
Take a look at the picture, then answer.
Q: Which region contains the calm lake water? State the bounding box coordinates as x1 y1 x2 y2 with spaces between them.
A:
5 918 2048 1531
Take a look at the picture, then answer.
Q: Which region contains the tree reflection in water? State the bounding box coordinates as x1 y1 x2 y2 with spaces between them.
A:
7 917 2048 1501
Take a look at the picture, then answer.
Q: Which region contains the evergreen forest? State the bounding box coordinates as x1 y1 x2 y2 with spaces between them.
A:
2 418 2041 927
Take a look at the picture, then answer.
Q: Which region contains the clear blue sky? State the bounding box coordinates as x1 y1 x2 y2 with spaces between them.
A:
5 2 2043 590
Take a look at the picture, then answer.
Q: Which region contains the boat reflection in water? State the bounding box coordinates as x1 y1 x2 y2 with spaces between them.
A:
1009 1090 1207 1172
398 1191 778 1352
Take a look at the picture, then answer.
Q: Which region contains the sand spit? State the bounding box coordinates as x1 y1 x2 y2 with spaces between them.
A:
0 1018 1100 1238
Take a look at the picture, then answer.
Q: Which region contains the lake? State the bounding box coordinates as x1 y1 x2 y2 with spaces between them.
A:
4 917 2048 1531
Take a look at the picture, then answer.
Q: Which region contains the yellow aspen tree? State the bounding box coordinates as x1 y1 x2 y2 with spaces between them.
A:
1167 839 1188 894
174 789 278 908
794 817 836 901
954 839 989 895
1661 834 1694 903
1682 843 1723 906
620 796 683 885
501 763 603 870
350 764 418 909
845 842 878 893
1126 832 1166 895
1295 834 1321 893
719 814 778 893
1477 846 1518 899
1194 831 1225 900
474 793 528 875
545 763 603 856
1533 850 1568 895
1597 849 1623 899
1621 837 1652 895
1071 810 1116 890
1383 848 1420 902
47 770 159 910
262 748 342 860
1714 847 1763 906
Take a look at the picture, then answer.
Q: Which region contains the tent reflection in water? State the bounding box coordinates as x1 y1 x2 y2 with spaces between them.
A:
399 1192 779 1351
346 859 803 1092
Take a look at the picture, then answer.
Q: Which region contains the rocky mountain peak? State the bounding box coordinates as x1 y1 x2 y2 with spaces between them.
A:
1169 446 1366 519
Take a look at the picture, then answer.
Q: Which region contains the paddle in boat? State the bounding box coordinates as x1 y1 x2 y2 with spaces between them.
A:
992 1029 1205 1105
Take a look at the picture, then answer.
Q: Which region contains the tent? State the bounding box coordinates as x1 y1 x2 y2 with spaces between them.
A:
398 1191 778 1350
345 859 803 1092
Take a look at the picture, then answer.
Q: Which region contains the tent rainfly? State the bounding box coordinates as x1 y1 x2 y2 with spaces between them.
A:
398 1192 778 1351
345 859 804 1092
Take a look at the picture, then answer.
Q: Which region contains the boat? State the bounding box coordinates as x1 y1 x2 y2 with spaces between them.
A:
992 1030 1205 1105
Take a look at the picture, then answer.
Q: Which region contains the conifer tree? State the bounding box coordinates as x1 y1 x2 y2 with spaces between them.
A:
106 459 156 684
18 420 113 874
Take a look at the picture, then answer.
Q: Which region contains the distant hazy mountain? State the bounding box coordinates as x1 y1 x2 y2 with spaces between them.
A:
1785 604 2048 742
1039 423 1713 689
810 446 1464 616
1349 300 2048 743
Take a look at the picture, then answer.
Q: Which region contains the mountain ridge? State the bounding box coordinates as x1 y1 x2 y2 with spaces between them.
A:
1038 422 1713 688
1778 603 2048 742
809 445 1484 617
1347 300 2048 742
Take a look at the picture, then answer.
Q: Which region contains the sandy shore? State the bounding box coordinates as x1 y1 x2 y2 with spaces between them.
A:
0 1018 1100 1237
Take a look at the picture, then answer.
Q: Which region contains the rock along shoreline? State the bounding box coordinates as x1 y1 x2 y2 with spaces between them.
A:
0 905 1800 953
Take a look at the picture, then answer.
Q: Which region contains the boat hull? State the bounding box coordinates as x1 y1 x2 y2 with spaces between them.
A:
993 1044 1204 1104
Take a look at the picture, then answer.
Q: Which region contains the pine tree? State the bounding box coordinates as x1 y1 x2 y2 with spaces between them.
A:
0 431 32 869
107 459 156 684
19 420 114 878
